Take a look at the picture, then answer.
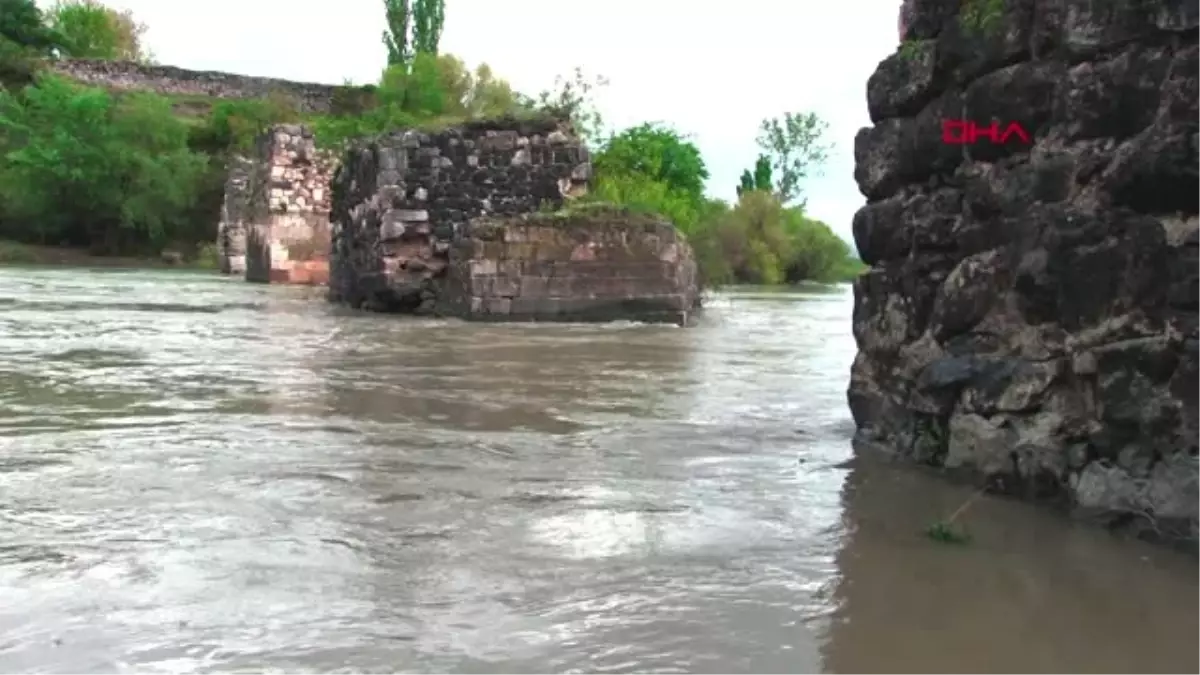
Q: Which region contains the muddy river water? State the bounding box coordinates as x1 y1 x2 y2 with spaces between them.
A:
0 268 1196 673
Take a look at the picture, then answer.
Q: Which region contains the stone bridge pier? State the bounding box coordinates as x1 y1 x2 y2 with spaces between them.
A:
217 124 336 285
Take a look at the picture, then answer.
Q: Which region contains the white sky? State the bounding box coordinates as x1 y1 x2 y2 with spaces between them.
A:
48 0 900 243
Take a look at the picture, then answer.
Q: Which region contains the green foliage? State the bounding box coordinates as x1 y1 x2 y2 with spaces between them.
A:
593 123 709 203
382 0 443 68
46 0 150 62
330 81 378 116
434 56 521 118
403 51 446 115
382 0 411 67
959 0 1004 34
897 39 923 60
188 93 301 153
0 74 206 252
0 35 43 88
737 155 773 196
0 239 37 263
193 241 219 270
926 521 972 544
411 0 444 56
0 0 57 88
756 112 832 207
588 173 702 235
0 0 58 50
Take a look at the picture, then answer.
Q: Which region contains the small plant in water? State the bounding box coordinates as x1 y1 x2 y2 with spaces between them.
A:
926 520 972 544
925 488 985 545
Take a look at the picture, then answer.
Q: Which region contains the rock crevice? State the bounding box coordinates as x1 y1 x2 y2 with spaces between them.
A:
852 0 1198 547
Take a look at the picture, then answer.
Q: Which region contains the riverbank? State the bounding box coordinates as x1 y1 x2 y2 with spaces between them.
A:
0 240 217 270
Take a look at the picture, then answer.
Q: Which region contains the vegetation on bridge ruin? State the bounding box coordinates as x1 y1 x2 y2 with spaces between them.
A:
0 0 863 284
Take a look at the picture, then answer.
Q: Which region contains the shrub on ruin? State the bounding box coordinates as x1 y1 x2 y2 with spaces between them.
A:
594 123 709 204
189 93 301 153
0 74 206 252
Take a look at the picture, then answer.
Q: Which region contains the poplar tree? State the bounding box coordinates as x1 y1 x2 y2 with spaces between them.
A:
411 0 443 56
381 0 411 67
381 0 443 68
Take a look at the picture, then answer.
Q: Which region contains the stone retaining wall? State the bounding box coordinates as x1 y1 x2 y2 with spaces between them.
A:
52 59 341 113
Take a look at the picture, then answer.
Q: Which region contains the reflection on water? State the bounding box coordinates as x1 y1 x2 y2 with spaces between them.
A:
0 269 1195 674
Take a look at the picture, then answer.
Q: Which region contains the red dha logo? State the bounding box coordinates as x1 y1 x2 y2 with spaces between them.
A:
942 120 1031 145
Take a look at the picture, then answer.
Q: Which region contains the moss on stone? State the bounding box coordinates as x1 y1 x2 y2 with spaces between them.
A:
959 0 1005 35
521 202 670 230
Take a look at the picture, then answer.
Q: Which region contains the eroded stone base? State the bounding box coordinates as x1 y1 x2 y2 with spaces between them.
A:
435 211 699 325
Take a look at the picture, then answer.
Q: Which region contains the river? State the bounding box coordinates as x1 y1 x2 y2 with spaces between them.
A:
0 267 1195 674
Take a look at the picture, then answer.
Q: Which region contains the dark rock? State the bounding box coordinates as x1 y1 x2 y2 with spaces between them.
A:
855 0 1199 548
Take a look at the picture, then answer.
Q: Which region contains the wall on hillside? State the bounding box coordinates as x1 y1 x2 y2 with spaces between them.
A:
328 117 593 313
52 59 341 113
851 0 1198 547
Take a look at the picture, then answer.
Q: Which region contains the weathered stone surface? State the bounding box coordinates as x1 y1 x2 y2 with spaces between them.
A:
239 124 336 285
435 208 700 324
52 59 341 113
852 0 1198 548
216 156 253 275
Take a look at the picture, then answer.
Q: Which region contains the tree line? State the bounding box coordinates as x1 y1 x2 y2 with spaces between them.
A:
0 0 863 284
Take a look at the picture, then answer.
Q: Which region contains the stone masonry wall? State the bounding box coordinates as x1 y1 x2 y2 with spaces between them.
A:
52 59 341 113
434 209 700 325
328 117 591 312
851 0 1198 547
242 124 337 285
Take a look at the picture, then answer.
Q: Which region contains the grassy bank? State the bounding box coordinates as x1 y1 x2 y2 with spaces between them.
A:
0 239 218 269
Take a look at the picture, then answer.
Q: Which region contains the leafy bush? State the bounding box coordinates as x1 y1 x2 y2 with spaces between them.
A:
593 123 709 203
189 93 301 153
588 173 702 234
0 74 207 253
46 0 150 61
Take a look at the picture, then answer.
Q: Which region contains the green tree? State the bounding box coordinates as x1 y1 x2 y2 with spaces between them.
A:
756 112 831 206
593 123 709 202
0 0 60 86
587 123 710 238
737 154 772 196
411 0 444 56
47 0 149 62
382 0 411 67
0 75 206 252
382 0 443 69
0 0 58 50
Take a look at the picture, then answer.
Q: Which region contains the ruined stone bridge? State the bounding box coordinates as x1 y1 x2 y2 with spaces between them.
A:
49 59 700 325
